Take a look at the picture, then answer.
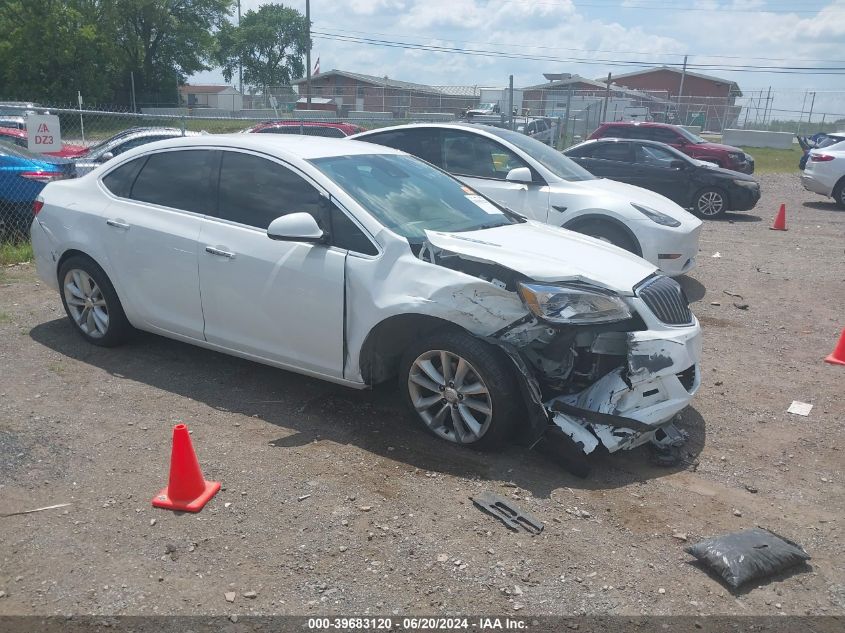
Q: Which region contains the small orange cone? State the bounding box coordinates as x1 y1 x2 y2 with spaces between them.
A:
152 424 220 512
825 328 845 366
770 203 787 231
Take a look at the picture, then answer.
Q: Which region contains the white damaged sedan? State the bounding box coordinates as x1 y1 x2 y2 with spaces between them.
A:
31 135 701 466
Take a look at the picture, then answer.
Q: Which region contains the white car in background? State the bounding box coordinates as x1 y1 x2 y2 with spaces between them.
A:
31 135 701 466
351 123 702 276
801 140 845 208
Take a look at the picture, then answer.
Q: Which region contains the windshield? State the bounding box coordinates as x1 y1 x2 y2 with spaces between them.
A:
676 126 707 144
310 153 519 240
482 126 596 181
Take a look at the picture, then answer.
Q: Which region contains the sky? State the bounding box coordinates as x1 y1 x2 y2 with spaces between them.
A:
191 0 845 120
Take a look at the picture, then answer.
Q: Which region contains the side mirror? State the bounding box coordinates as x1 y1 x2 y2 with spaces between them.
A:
505 166 533 184
267 212 326 243
99 151 114 162
669 159 686 170
674 138 687 146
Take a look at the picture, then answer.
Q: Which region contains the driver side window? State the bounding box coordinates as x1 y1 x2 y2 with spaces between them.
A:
441 131 529 180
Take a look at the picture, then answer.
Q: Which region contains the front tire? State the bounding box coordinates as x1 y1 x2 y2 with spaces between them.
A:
569 219 639 255
58 255 133 347
399 330 519 450
693 187 728 218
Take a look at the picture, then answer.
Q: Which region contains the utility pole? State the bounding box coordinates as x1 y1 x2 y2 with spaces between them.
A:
602 72 611 122
130 71 136 112
305 0 312 108
677 55 688 124
807 91 816 126
237 0 243 94
508 75 514 130
764 86 772 126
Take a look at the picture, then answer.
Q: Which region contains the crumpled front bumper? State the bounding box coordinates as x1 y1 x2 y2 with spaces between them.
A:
545 320 702 454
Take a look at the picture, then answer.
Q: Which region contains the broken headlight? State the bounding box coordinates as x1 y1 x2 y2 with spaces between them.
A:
517 282 632 324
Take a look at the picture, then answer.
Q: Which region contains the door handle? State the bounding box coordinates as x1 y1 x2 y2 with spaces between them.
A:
205 246 236 259
106 219 130 229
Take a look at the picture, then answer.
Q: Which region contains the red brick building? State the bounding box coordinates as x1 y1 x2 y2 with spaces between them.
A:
604 67 743 131
291 70 480 118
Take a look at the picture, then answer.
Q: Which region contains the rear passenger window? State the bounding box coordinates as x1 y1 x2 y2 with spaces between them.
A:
130 150 215 213
591 143 632 162
102 157 145 198
361 129 443 167
217 151 321 230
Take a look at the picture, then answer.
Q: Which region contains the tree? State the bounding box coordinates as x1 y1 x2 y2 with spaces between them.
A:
216 4 309 97
106 0 234 105
0 0 120 103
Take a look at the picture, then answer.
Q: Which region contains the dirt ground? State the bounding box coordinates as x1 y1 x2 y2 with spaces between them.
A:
1 173 843 618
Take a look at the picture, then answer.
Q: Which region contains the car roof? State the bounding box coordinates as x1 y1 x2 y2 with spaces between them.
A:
121 133 405 161
601 121 677 128
354 121 508 138
0 126 25 137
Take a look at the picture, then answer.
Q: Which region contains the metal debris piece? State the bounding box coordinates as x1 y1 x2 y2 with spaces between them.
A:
723 290 744 299
787 401 813 416
711 252 722 258
1 503 71 518
733 303 750 310
471 491 544 535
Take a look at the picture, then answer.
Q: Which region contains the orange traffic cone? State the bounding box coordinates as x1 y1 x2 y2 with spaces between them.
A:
770 203 787 231
825 328 845 366
152 424 220 512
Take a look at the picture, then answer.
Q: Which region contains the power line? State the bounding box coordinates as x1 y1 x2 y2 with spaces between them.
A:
316 25 845 65
312 30 845 75
499 0 844 14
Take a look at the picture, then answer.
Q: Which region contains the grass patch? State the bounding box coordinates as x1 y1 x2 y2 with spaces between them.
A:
0 312 10 324
0 240 34 265
741 146 803 174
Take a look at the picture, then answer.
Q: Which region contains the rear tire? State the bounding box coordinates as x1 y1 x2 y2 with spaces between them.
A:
693 187 728 218
399 329 519 450
568 219 640 255
58 255 133 347
833 178 845 210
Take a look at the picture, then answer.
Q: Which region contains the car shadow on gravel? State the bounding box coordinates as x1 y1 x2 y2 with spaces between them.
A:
706 212 762 223
802 200 844 212
30 318 705 499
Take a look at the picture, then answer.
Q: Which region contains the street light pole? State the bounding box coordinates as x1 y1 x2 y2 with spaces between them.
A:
306 0 312 108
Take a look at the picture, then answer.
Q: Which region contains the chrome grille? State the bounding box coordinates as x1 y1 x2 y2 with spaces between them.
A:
637 275 693 325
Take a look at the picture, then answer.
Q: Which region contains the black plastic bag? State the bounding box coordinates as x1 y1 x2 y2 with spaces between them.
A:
686 527 810 589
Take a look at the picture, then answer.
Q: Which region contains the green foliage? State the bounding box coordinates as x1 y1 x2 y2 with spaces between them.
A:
216 4 309 94
0 0 234 106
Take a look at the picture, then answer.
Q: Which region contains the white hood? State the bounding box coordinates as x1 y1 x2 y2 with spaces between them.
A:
581 178 695 222
424 221 657 295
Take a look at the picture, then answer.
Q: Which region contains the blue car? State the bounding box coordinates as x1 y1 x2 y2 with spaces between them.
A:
0 141 76 241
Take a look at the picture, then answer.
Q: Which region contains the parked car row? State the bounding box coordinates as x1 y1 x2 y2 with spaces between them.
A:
31 134 702 468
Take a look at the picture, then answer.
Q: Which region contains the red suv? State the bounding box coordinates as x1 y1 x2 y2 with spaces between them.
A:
245 121 364 138
589 122 754 174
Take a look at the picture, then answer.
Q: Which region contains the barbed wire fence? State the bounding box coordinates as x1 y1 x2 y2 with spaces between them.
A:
1 87 844 244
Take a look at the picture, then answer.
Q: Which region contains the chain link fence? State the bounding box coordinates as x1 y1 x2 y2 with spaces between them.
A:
2 86 844 244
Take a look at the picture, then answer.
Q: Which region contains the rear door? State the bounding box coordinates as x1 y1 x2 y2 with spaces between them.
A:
99 149 213 339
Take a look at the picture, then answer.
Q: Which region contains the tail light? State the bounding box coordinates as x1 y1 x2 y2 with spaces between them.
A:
810 154 835 162
20 171 68 183
33 196 44 216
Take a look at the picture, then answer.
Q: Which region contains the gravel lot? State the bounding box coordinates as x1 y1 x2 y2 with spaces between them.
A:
0 173 843 618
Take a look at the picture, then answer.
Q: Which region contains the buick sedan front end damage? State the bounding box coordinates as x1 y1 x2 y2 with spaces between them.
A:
417 226 702 458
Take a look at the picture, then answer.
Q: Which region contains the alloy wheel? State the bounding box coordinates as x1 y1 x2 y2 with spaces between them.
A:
407 350 493 444
697 191 725 216
63 269 109 338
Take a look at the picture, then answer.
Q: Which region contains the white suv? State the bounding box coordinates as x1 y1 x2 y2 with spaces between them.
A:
351 123 702 276
802 140 845 208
